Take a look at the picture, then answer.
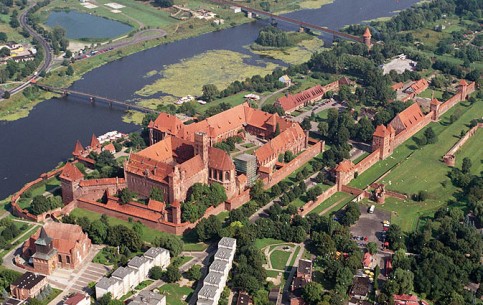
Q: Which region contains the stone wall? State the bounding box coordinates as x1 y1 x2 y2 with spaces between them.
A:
263 141 324 189
353 151 380 176
443 123 482 166
299 185 337 216
392 113 433 148
225 190 251 211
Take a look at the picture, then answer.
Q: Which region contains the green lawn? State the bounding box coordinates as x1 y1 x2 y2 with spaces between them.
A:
266 270 281 278
174 255 193 267
350 100 482 192
288 246 301 267
380 101 483 201
369 197 440 232
353 152 370 164
270 250 292 270
0 223 40 259
135 279 154 290
255 238 286 250
454 129 483 174
39 288 62 305
307 192 354 215
158 283 193 305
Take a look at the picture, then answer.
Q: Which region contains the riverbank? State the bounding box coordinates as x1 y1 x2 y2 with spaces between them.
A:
0 11 253 122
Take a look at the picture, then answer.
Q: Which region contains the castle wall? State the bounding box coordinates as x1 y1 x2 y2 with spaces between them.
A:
262 141 324 189
299 185 337 216
225 190 251 211
353 151 380 176
443 123 482 166
125 172 170 201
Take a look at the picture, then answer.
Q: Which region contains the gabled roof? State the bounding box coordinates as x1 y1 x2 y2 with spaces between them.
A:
60 162 84 182
276 85 325 112
363 27 371 38
407 79 429 95
335 159 355 172
178 155 205 179
64 293 89 305
255 124 305 164
391 103 424 131
147 199 165 212
90 134 100 148
459 79 468 86
34 222 87 254
148 113 184 135
103 143 115 153
73 140 84 156
391 82 404 91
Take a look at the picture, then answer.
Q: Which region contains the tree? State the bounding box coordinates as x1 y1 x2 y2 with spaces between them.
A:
0 32 7 42
153 234 183 257
392 268 414 294
301 117 312 130
164 264 181 283
27 298 42 305
186 264 202 281
462 157 472 174
88 220 108 244
367 242 378 255
66 65 74 76
2 91 10 99
150 187 164 202
202 84 219 102
149 266 163 280
357 117 375 142
284 151 295 163
154 0 173 7
30 195 50 215
119 188 135 204
302 282 324 304
195 215 222 242
318 122 328 137
424 127 437 144
386 224 404 250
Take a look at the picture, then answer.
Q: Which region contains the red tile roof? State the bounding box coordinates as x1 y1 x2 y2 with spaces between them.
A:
391 82 404 91
90 134 100 149
64 293 88 305
363 252 372 267
31 223 87 255
255 124 305 164
363 27 371 38
148 113 184 135
178 155 205 178
373 125 387 138
393 294 419 302
147 199 165 212
208 147 235 171
73 140 84 156
459 79 468 86
103 143 115 153
60 163 84 182
335 159 355 172
407 79 429 95
393 103 424 131
79 178 124 187
276 85 325 112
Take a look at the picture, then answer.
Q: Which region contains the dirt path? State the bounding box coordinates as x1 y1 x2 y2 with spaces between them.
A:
259 84 291 108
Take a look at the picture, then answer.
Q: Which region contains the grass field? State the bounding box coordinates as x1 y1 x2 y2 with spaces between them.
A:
255 238 286 250
270 250 292 270
158 283 193 305
308 192 354 215
288 245 301 267
368 197 440 232
454 129 483 174
349 100 482 191
380 101 483 201
249 37 324 65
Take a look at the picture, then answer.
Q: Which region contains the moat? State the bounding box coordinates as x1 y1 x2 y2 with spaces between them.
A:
0 0 421 199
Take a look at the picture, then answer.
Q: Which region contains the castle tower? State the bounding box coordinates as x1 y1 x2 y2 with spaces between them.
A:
430 98 441 121
90 134 101 150
169 201 182 224
363 27 372 49
335 160 355 191
59 162 84 204
458 79 468 100
372 125 393 160
72 140 84 158
194 132 209 166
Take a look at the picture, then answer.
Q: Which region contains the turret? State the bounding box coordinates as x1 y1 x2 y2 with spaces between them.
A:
363 27 372 49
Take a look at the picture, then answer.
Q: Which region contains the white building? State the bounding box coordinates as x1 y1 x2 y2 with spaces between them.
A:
96 247 170 299
196 238 236 305
278 75 292 86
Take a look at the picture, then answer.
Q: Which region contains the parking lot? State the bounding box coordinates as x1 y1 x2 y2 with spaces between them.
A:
350 205 391 249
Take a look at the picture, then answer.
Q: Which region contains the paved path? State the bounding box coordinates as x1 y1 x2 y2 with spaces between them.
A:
259 85 292 108
292 99 344 123
49 245 108 305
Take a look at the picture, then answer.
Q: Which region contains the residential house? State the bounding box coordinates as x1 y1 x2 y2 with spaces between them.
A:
64 293 90 305
10 272 47 301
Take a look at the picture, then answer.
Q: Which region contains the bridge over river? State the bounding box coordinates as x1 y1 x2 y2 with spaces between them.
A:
34 83 157 114
212 0 370 44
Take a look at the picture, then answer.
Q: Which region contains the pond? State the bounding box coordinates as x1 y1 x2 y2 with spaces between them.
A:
45 10 133 40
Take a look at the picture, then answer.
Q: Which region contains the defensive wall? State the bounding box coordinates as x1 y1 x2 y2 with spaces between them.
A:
262 140 324 189
297 80 477 217
443 122 482 166
10 165 66 222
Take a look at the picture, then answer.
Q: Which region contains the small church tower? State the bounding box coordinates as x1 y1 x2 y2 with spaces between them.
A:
430 98 441 121
363 27 372 49
194 132 209 166
372 125 394 160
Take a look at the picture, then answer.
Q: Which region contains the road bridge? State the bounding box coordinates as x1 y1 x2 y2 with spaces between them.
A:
34 83 157 114
212 0 368 43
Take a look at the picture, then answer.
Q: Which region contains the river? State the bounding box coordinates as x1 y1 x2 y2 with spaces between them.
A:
0 0 420 199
